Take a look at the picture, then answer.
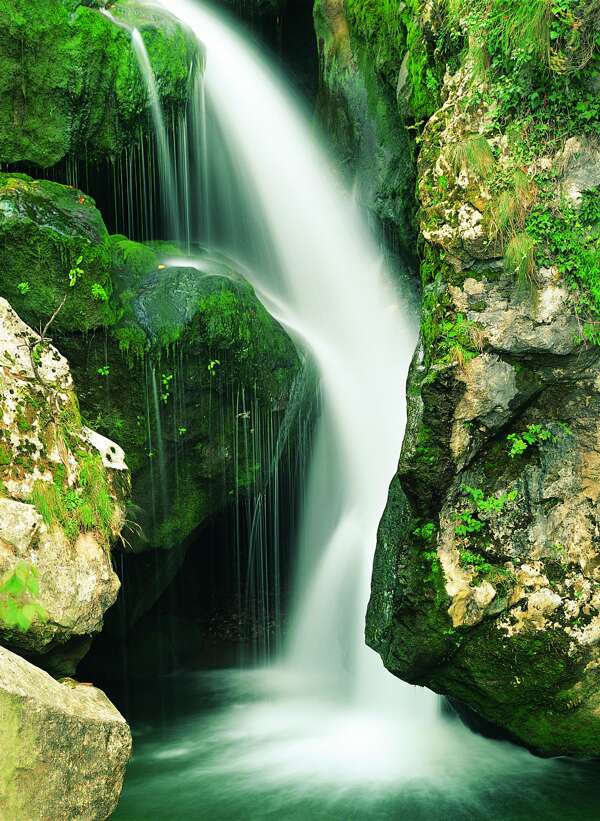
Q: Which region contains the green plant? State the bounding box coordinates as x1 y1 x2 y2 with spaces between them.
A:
97 365 110 377
459 548 493 575
507 423 556 457
504 233 537 285
68 255 84 288
0 562 47 631
525 193 600 344
207 359 220 378
451 135 495 179
413 521 438 544
455 485 517 537
31 453 116 545
17 281 30 295
161 372 173 403
91 283 109 302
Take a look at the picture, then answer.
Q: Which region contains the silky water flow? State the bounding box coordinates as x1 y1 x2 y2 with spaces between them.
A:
112 3 599 818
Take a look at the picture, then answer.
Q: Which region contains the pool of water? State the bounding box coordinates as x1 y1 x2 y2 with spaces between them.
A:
112 669 600 821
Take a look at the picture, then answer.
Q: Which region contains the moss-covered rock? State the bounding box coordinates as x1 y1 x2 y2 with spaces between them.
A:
0 172 115 332
364 1 600 757
0 173 300 569
313 0 418 265
0 297 129 675
0 644 131 820
0 0 199 167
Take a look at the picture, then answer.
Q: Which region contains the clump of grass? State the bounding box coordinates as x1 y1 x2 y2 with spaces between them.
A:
489 170 537 239
31 453 116 545
504 232 537 285
451 135 496 180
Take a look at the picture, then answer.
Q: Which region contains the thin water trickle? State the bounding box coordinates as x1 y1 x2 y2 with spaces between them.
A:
131 29 181 238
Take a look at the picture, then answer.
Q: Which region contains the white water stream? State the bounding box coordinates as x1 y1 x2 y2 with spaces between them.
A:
124 0 551 799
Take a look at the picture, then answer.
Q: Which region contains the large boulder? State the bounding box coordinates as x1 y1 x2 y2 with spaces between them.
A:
0 297 128 673
0 0 199 167
365 12 600 756
0 645 131 820
0 172 300 574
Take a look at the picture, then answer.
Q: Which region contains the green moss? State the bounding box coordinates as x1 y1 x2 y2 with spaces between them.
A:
0 173 115 332
0 0 199 166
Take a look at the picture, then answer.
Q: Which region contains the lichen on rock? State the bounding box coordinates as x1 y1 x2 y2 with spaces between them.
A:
0 644 131 820
0 297 128 674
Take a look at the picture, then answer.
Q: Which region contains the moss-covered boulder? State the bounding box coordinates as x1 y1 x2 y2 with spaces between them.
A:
364 2 600 757
0 297 129 675
0 172 115 332
0 172 300 571
0 0 199 167
0 645 131 820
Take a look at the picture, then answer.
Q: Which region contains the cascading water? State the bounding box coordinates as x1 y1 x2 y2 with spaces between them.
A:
109 3 598 818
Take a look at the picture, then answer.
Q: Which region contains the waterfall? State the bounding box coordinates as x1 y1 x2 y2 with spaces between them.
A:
125 0 507 788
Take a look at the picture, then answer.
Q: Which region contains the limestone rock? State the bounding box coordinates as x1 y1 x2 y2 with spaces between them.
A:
0 645 131 820
0 298 128 669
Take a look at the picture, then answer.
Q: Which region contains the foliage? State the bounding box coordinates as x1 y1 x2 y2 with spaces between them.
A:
0 562 47 632
507 423 555 457
459 548 493 575
504 233 537 285
31 454 115 544
455 485 517 536
451 135 495 180
525 193 600 343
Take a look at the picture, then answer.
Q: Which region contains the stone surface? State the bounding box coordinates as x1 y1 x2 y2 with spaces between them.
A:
0 644 131 820
0 297 127 670
364 23 600 755
0 0 200 167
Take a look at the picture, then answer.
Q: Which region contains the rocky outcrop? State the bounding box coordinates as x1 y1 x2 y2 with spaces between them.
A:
0 172 300 571
0 0 199 167
360 1 600 756
0 297 128 674
313 0 418 263
0 645 131 820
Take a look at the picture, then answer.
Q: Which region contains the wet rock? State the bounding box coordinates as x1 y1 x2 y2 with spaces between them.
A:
0 645 131 820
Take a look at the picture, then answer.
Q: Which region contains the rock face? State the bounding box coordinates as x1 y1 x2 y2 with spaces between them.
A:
0 645 131 820
312 0 418 265
0 297 128 673
356 1 600 756
0 0 199 166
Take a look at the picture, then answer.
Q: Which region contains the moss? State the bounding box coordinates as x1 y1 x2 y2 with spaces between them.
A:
0 0 199 167
0 173 115 332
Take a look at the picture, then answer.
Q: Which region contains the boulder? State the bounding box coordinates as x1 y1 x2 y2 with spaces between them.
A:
0 645 131 820
0 297 128 672
0 0 200 167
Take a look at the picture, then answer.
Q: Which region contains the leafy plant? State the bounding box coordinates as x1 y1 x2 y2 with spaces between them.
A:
17 281 30 295
207 359 220 378
507 423 555 457
455 485 518 537
91 283 109 302
0 562 47 631
68 255 84 288
161 372 173 404
97 365 110 377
